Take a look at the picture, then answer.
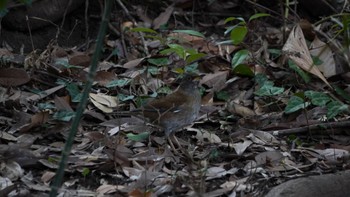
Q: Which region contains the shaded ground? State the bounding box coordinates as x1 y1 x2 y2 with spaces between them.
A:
0 0 350 197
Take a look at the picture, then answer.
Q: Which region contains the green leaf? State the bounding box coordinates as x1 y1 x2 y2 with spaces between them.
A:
305 91 331 106
233 64 254 77
327 101 348 119
106 79 131 88
147 57 170 66
184 62 199 74
131 27 157 34
232 49 249 68
268 49 282 58
216 91 230 101
66 83 82 102
53 111 75 122
127 132 149 142
285 96 310 114
288 60 310 83
147 66 160 75
334 85 350 103
224 17 245 24
55 59 83 69
248 13 270 22
186 52 206 63
160 44 186 59
117 94 134 102
38 103 55 110
157 86 171 94
255 81 284 96
173 30 205 38
312 56 323 65
255 73 269 85
230 26 247 45
81 167 90 177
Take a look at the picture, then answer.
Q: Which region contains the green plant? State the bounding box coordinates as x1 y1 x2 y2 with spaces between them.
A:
131 27 206 73
224 13 270 76
285 90 348 119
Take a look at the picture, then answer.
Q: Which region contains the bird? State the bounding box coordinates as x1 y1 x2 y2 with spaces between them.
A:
133 75 201 137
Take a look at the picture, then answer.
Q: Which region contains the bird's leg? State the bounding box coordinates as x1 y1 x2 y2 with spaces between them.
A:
168 133 182 154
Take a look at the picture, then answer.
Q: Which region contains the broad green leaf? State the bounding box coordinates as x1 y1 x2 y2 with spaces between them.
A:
285 96 310 114
117 94 134 102
147 66 160 75
161 44 186 59
334 85 350 103
66 83 82 102
230 26 247 45
255 73 268 85
144 35 164 42
216 91 230 101
248 13 270 22
255 81 284 96
131 27 157 34
233 64 254 77
106 79 131 88
82 167 90 177
157 86 171 94
224 17 245 24
127 132 149 141
268 49 282 58
312 56 323 65
305 91 331 106
327 101 348 119
232 49 249 68
288 60 310 83
53 111 75 121
147 57 170 66
56 59 83 69
186 53 206 63
173 30 205 38
184 62 199 74
38 103 55 110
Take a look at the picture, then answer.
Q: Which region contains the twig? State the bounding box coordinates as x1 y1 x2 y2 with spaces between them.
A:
115 0 149 55
268 120 350 136
25 15 35 51
85 0 90 50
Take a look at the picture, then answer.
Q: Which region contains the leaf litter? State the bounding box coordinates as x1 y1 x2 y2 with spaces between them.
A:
0 1 350 197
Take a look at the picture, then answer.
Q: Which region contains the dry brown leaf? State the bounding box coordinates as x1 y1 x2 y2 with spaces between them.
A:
152 5 174 30
89 93 118 113
26 85 65 102
0 68 30 87
282 25 331 88
123 58 144 69
309 37 337 77
54 95 73 111
200 71 229 92
95 71 117 86
69 53 91 67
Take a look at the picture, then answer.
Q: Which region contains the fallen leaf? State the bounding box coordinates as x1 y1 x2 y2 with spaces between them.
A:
282 25 331 88
0 68 30 87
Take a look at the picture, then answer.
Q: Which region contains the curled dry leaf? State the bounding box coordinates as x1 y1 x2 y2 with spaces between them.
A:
0 68 30 87
282 25 331 88
89 93 118 113
309 37 337 77
152 5 174 30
